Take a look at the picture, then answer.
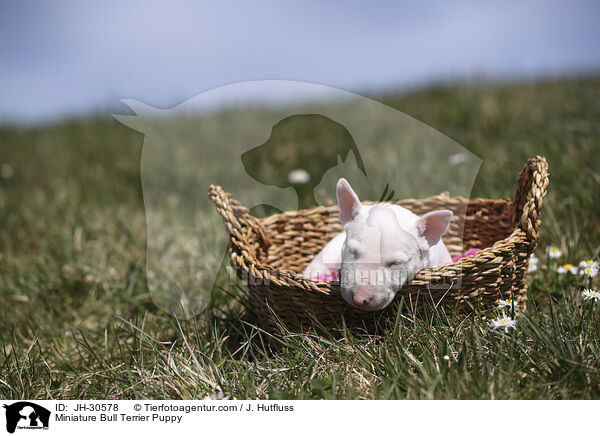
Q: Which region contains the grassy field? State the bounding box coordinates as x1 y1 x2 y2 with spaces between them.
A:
1 76 600 399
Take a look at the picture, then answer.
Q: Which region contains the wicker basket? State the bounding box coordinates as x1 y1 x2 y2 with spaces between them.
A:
209 156 549 330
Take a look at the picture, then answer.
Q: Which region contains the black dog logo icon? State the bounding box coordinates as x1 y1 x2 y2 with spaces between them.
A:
3 402 50 433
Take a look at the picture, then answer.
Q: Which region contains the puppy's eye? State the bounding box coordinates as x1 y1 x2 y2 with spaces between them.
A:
348 247 359 257
386 260 402 268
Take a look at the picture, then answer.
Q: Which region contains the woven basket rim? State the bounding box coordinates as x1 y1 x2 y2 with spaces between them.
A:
259 194 511 224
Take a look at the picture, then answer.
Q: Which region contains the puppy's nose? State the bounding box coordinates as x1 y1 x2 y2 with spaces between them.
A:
353 292 372 307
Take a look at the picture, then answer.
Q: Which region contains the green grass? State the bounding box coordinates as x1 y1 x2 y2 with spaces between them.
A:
1 75 600 399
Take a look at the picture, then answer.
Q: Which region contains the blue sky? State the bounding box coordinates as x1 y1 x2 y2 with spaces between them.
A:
1 0 599 123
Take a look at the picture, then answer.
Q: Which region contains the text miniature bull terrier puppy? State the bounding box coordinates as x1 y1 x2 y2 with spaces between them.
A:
303 178 453 311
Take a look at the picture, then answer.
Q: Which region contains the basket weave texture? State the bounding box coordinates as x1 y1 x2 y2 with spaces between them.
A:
209 156 549 330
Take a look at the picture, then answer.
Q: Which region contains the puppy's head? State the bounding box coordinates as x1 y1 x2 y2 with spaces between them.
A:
336 178 452 311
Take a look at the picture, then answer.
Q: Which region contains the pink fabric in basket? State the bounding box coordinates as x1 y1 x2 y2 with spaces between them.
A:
314 272 338 281
452 248 481 262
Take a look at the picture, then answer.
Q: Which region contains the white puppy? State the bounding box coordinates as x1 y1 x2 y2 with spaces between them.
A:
303 178 453 311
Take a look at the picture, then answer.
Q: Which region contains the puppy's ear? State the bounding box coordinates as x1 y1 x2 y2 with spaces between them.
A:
336 178 361 224
416 210 453 247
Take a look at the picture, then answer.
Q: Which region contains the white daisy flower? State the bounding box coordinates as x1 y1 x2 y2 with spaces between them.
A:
498 299 518 310
546 246 562 259
203 392 229 400
581 289 600 302
528 263 538 272
580 267 598 278
578 260 598 278
490 315 517 333
579 260 598 269
288 169 310 184
448 152 469 166
557 263 577 274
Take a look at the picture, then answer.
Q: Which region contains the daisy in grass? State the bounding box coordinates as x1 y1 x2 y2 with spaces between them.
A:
546 246 562 259
579 260 598 269
528 253 538 272
557 263 577 274
490 315 517 333
288 169 310 184
580 266 598 278
203 392 229 400
578 260 598 278
581 289 600 302
498 299 518 310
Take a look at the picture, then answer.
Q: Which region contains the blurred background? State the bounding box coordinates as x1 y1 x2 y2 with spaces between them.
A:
1 0 599 123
